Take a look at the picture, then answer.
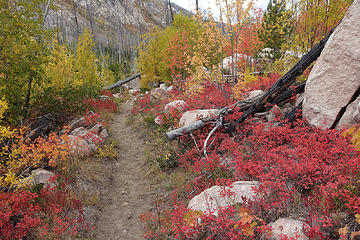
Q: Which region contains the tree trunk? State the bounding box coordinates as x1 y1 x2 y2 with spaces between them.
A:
23 76 33 122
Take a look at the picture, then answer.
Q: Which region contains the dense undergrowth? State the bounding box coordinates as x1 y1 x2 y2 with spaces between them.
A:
131 77 360 239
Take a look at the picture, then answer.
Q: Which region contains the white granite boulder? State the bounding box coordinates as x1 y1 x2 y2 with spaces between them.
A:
267 218 308 240
164 100 187 114
187 181 259 216
179 109 220 127
31 169 56 188
245 90 264 101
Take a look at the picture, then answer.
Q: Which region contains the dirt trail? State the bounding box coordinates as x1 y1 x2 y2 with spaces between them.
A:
95 102 155 240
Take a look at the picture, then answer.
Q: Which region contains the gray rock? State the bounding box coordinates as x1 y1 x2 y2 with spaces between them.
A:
160 83 167 92
267 218 308 240
89 143 98 153
99 129 109 139
154 116 163 125
113 93 121 99
70 117 85 130
245 90 264 101
179 109 220 127
164 100 187 113
151 88 167 100
303 0 360 128
129 89 138 96
266 105 281 122
77 130 104 145
187 181 259 216
71 127 86 136
31 169 56 188
89 123 104 135
338 96 360 128
68 135 93 156
167 86 174 92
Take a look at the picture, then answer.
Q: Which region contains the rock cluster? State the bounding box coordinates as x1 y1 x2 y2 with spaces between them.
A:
187 181 259 216
68 118 109 157
188 182 308 240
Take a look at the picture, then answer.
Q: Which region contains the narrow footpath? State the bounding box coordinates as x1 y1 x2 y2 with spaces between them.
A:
95 103 155 240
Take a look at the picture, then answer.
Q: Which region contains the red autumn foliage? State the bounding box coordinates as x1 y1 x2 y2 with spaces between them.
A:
133 81 360 239
0 177 87 240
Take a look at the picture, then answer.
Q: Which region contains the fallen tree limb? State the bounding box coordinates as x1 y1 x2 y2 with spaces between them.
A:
104 73 141 90
166 94 264 140
273 82 305 105
166 120 208 141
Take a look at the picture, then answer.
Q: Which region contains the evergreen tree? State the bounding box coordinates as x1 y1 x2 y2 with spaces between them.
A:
259 0 293 60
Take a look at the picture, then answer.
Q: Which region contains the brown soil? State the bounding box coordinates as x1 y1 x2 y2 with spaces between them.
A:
94 102 157 240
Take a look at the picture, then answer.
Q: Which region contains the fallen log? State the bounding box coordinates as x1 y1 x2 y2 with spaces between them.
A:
166 94 263 140
273 82 305 105
166 27 335 140
166 120 208 140
104 73 141 90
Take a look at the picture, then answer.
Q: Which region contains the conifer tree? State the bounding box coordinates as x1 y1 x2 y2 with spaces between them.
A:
259 0 293 60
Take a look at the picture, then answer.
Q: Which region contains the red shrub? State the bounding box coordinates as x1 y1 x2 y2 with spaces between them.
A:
0 178 87 239
83 97 117 113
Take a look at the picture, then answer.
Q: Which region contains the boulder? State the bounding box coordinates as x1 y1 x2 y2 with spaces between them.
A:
223 53 255 72
76 130 104 145
151 88 167 99
68 135 92 156
70 117 85 130
70 127 86 136
258 48 274 59
167 86 174 92
154 116 163 125
160 83 167 92
266 105 281 122
303 0 360 128
113 93 121 99
129 89 138 96
187 181 259 216
338 96 360 128
267 218 308 240
30 169 56 188
179 109 220 127
99 128 109 139
164 100 187 114
245 90 264 101
89 123 104 135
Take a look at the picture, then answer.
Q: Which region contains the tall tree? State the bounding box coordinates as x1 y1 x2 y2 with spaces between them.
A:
258 0 293 60
0 0 50 123
293 0 353 53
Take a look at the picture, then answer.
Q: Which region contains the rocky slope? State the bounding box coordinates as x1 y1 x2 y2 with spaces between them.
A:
45 0 191 68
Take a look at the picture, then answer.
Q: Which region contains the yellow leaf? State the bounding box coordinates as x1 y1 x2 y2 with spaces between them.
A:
351 230 360 240
355 214 360 224
183 210 203 227
338 225 349 237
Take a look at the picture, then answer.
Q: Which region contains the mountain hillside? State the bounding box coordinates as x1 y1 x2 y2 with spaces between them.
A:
45 0 191 70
